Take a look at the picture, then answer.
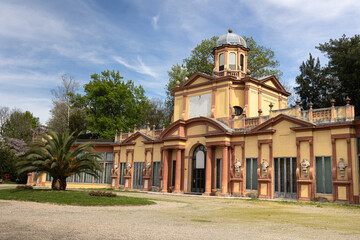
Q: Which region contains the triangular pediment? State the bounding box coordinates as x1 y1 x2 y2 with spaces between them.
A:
259 76 286 93
252 114 315 132
160 117 231 140
122 131 154 144
181 73 214 87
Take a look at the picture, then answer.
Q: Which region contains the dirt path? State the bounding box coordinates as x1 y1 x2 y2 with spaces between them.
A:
1 192 360 240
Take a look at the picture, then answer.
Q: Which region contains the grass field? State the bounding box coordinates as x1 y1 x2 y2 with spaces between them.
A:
0 188 155 206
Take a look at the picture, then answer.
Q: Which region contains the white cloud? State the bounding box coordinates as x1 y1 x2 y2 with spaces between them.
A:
113 56 158 78
152 14 159 30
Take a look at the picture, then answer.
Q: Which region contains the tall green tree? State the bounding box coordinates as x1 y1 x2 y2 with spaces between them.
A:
294 54 337 109
2 110 39 143
165 35 283 123
316 34 360 114
74 70 151 139
17 131 102 190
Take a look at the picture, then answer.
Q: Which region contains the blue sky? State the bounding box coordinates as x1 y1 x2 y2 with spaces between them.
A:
1 0 359 124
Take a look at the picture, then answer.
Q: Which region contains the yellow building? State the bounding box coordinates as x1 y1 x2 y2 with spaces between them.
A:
31 29 360 204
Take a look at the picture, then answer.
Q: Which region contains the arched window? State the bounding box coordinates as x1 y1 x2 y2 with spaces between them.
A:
229 52 236 70
240 54 244 71
219 54 224 71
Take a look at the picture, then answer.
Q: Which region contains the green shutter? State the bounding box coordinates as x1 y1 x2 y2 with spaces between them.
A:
252 159 258 190
324 157 332 194
316 157 323 193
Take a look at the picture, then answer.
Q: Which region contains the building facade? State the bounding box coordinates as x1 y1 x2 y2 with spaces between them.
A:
30 30 360 203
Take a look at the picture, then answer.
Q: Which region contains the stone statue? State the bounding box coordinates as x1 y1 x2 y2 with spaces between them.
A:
111 165 119 176
337 158 347 179
234 158 242 177
125 163 132 176
145 162 151 176
301 158 310 177
261 159 269 177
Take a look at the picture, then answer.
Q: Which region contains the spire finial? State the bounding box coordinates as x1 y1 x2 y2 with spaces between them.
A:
228 28 233 33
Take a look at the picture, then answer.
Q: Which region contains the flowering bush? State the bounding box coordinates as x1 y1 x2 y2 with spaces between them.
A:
88 191 117 197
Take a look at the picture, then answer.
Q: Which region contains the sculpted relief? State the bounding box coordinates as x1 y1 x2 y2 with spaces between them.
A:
261 159 269 177
337 158 347 179
301 158 310 177
234 158 242 177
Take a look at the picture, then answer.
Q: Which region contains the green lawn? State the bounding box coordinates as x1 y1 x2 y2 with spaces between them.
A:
0 188 155 206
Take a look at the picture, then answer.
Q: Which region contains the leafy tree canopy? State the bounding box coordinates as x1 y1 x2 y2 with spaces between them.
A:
294 53 338 109
294 34 360 113
2 110 39 143
317 34 360 113
73 70 151 139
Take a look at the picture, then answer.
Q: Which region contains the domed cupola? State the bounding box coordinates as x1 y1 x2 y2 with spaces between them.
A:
213 29 250 79
216 29 247 48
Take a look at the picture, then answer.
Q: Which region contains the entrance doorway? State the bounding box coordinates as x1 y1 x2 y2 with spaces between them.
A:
274 157 297 199
191 145 206 193
132 162 144 189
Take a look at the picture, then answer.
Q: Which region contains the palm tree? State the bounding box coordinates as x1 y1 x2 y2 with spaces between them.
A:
17 131 103 190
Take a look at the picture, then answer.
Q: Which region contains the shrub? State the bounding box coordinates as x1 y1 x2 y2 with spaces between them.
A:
88 191 116 197
16 185 33 190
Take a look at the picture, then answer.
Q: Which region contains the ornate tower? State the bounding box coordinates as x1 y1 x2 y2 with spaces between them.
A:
213 29 250 79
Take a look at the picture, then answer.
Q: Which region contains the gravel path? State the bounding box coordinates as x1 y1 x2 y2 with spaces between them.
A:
1 192 360 240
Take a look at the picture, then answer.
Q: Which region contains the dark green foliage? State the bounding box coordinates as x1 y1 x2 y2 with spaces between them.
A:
294 54 338 109
89 190 116 197
244 36 283 79
317 34 360 114
0 188 155 206
0 138 27 183
2 110 39 143
16 131 103 190
74 70 151 139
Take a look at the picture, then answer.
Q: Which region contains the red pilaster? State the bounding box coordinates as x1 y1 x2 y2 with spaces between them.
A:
162 149 169 193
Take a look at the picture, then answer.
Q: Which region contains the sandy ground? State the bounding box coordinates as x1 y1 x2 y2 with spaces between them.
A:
1 191 360 240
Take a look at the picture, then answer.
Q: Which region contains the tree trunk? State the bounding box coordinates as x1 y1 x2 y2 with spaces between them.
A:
52 178 61 190
51 177 67 190
59 177 67 190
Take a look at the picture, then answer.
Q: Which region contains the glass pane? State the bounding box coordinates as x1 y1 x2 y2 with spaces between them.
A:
196 151 205 169
252 158 258 190
286 158 290 193
172 160 176 187
97 152 105 161
216 158 222 189
106 152 113 162
324 157 332 194
119 162 125 185
274 158 278 192
84 173 93 183
280 158 284 192
94 169 103 184
104 163 112 184
292 158 297 193
74 173 83 183
219 54 224 66
152 162 159 187
246 158 251 189
240 54 244 70
316 157 323 193
229 52 236 70
66 176 73 183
